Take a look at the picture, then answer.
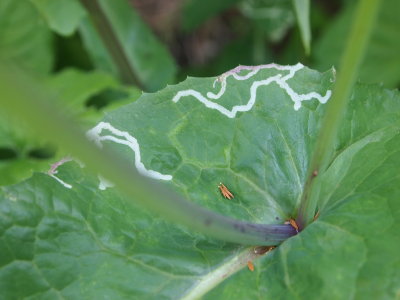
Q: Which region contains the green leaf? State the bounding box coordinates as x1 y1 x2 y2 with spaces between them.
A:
205 85 400 299
292 0 311 55
182 0 241 32
0 0 53 74
78 0 177 92
46 68 142 126
1 64 399 298
0 112 55 186
314 0 400 88
78 17 118 75
0 161 265 299
0 68 126 186
91 64 333 222
239 0 295 42
30 0 86 36
46 69 118 110
47 68 141 128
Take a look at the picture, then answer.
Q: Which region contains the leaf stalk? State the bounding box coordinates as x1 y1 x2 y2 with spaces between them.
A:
297 0 382 229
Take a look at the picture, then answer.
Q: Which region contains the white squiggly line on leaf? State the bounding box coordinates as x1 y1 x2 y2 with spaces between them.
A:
173 63 332 115
87 122 173 183
98 175 115 190
48 157 73 189
49 173 73 189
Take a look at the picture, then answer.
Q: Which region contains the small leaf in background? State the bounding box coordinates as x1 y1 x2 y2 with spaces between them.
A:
239 0 295 42
292 0 311 55
182 0 241 32
0 68 135 186
0 0 53 75
187 36 260 77
46 68 136 127
78 0 177 92
78 17 118 75
45 68 118 113
314 0 400 88
0 112 56 186
30 0 87 36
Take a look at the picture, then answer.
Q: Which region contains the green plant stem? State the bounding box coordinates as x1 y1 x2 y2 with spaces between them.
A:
79 0 143 88
297 0 382 229
0 64 296 246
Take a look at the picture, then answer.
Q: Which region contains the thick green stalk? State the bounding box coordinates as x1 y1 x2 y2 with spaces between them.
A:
297 0 382 229
79 0 143 88
0 64 296 246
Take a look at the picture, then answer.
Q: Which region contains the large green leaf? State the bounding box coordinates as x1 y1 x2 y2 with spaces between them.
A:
86 63 333 224
314 0 400 88
1 64 399 299
0 0 53 75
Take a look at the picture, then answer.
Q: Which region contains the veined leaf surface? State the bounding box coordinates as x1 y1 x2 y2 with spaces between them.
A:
1 64 399 299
